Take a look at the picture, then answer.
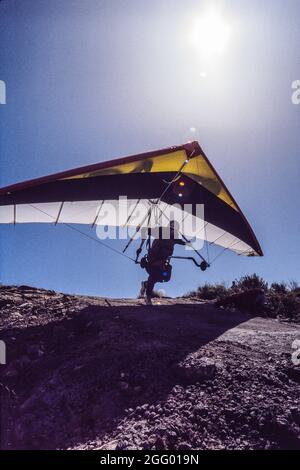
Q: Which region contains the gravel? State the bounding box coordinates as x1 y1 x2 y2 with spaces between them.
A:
0 284 299 450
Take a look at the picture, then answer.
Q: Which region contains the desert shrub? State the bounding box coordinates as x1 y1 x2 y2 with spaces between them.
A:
289 281 299 293
270 282 288 295
184 290 197 298
265 292 281 317
184 274 300 324
266 290 300 321
195 283 228 300
233 273 268 292
280 294 300 320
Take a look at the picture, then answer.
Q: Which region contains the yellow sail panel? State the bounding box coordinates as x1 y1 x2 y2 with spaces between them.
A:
61 149 238 211
182 155 238 210
61 150 187 178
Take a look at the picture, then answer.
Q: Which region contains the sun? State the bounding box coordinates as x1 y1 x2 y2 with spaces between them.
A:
188 9 231 57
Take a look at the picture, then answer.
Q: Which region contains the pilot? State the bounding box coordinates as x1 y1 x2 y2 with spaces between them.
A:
140 220 186 305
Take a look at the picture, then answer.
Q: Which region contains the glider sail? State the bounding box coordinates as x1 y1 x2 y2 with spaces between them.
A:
0 141 263 257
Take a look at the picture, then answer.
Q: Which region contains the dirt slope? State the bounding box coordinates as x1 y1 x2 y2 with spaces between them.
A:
0 285 300 450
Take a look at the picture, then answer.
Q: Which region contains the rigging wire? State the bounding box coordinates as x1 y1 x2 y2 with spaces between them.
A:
204 222 210 264
156 151 195 204
27 150 213 267
209 238 240 265
28 204 136 263
209 230 227 246
122 201 152 253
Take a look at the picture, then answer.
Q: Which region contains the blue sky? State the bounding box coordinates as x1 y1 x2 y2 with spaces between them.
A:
0 0 299 297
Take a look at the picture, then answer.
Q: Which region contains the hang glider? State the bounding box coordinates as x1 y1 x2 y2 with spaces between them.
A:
0 141 263 260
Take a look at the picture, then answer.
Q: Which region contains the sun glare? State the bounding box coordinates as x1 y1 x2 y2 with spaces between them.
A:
188 9 231 57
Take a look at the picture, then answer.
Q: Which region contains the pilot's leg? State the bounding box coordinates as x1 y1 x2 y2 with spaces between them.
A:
139 280 147 298
145 274 156 305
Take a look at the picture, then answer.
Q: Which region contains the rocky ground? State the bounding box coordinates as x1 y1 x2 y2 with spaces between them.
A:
0 284 300 450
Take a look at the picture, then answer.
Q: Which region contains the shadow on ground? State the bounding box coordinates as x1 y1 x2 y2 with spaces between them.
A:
1 301 250 449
